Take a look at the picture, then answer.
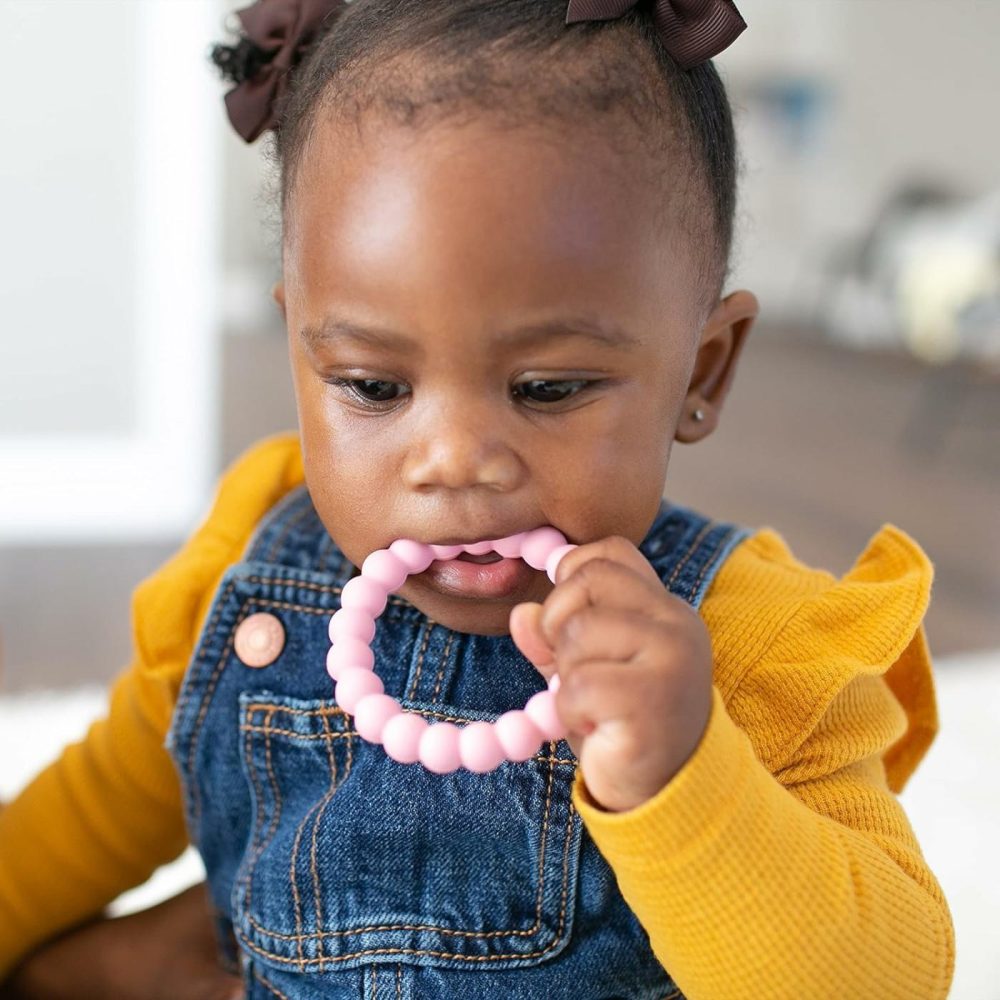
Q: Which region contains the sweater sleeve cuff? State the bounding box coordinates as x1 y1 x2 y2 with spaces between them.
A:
572 687 757 865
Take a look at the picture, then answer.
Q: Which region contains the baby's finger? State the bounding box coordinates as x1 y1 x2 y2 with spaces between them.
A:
509 601 556 679
548 606 681 676
554 657 658 734
553 535 662 588
540 558 683 653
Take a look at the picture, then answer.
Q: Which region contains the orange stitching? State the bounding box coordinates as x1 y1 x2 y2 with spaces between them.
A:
245 703 349 721
554 799 575 946
193 670 576 954
182 576 415 822
311 711 340 974
314 529 340 574
253 964 292 999
235 791 578 965
689 526 742 603
185 578 238 823
246 597 331 616
525 739 554 933
239 748 566 945
287 788 311 970
235 726 574 768
239 727 353 740
396 964 402 1000
405 623 434 700
266 493 315 563
430 630 457 704
665 521 713 588
242 716 360 948
242 708 283 925
242 572 411 608
243 723 265 903
238 935 566 966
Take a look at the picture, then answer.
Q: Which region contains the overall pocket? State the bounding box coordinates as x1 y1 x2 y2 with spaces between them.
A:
233 690 583 976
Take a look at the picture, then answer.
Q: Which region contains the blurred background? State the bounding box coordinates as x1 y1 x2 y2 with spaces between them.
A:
0 0 997 995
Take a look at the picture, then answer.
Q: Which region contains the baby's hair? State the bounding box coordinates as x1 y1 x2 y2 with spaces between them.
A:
212 0 739 304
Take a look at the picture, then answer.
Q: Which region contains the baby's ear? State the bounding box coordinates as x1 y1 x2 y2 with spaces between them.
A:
675 289 758 444
271 280 286 317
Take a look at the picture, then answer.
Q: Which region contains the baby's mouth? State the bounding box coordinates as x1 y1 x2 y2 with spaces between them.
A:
455 551 503 565
422 547 538 601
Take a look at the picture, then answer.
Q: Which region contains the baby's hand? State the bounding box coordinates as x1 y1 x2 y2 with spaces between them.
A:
509 537 714 813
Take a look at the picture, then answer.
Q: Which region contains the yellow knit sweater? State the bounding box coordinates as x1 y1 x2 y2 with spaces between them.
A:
0 434 954 998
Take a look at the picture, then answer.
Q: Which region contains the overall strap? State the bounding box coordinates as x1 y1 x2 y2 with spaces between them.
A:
640 502 751 610
242 484 351 578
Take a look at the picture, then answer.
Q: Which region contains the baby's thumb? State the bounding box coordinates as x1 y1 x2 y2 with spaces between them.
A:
509 602 557 680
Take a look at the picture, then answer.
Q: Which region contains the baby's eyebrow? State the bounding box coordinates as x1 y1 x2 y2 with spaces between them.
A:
300 317 420 355
500 319 640 351
300 314 640 353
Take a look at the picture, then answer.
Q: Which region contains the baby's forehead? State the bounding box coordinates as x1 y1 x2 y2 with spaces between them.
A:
290 119 691 297
283 116 714 342
288 115 692 264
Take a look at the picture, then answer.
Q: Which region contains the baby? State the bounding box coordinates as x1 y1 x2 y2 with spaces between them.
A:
0 0 954 998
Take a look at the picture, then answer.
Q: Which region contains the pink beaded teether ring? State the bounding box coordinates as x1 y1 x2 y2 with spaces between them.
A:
326 528 577 774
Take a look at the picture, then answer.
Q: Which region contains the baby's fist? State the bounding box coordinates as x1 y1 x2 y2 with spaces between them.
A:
510 536 714 812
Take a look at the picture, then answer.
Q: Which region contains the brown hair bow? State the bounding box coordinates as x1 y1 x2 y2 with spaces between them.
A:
223 0 347 143
565 0 746 69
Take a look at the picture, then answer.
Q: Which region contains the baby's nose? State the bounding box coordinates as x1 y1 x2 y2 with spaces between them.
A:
402 417 524 493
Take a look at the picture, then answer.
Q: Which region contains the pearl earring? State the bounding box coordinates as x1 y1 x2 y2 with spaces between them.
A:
693 408 706 422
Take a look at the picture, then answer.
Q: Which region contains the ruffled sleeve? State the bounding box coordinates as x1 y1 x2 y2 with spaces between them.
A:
708 523 937 792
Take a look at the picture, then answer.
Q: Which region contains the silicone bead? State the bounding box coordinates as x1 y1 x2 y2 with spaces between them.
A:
462 539 494 556
419 722 462 774
545 544 577 585
388 539 435 574
325 636 375 678
335 666 384 714
340 576 389 617
459 721 506 773
430 543 463 561
325 645 340 681
525 689 566 741
328 607 376 644
353 694 402 743
493 532 527 559
521 527 568 571
494 710 544 762
361 549 409 591
382 712 429 764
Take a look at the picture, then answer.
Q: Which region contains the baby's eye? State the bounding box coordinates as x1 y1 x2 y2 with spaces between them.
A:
326 376 411 408
351 379 406 402
512 379 591 405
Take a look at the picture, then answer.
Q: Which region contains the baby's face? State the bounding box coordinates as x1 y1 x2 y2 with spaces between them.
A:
280 117 749 635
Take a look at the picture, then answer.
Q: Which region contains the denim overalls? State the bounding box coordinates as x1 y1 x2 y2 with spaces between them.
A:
167 487 749 1000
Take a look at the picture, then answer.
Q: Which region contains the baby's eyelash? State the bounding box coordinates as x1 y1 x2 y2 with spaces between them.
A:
511 378 595 405
324 376 411 409
322 375 601 411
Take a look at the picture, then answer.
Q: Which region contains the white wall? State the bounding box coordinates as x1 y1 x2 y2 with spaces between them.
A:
0 1 223 542
716 0 1000 316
